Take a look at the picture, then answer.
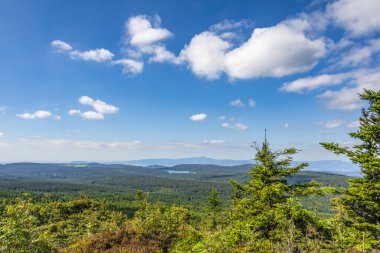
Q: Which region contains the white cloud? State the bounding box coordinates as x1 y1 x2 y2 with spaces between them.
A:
0 132 3 137
179 17 326 80
224 19 327 79
189 113 207 121
283 67 380 111
222 122 248 131
230 99 244 107
203 139 225 144
68 109 81 116
209 19 249 32
180 32 230 79
126 15 173 46
51 40 73 51
248 99 256 108
284 123 289 128
327 0 380 36
70 48 114 62
78 96 119 114
233 122 248 131
318 87 362 110
112 58 144 74
336 38 380 68
122 15 180 68
321 119 343 128
16 110 57 120
81 111 104 120
69 96 118 120
318 69 380 110
148 45 179 63
347 120 360 128
20 138 141 149
52 39 114 62
218 115 226 121
281 73 350 93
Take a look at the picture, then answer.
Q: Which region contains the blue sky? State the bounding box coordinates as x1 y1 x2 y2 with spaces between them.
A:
0 0 379 162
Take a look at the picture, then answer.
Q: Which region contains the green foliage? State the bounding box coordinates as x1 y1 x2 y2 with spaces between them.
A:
0 199 51 253
321 89 380 250
228 141 332 252
207 189 223 229
68 199 192 253
0 197 125 252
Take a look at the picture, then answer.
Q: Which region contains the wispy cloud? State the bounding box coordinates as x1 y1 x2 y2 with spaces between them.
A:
221 122 248 131
347 120 360 128
230 99 244 107
203 139 225 144
327 0 380 37
319 119 343 128
16 110 60 120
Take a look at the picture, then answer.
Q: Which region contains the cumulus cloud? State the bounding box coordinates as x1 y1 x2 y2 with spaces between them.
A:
327 0 380 36
16 110 59 120
224 20 326 79
51 40 73 51
51 40 114 62
0 132 3 137
52 14 329 80
70 48 114 62
179 17 326 80
69 96 119 120
79 96 119 114
126 15 173 46
180 32 230 79
123 15 179 66
230 99 244 107
189 113 207 121
80 111 105 120
112 59 144 74
68 109 81 116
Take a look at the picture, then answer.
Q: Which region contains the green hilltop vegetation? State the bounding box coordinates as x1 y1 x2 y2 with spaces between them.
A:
0 90 379 252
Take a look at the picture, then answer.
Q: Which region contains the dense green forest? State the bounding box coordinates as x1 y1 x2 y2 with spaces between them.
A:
0 90 379 252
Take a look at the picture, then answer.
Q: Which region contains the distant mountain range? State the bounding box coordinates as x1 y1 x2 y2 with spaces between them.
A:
98 157 360 177
123 157 254 167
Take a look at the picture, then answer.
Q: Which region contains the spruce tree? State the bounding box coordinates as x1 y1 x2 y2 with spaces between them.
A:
230 137 329 252
321 89 380 248
207 188 222 229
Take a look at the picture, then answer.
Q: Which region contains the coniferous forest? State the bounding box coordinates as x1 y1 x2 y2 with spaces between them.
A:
0 90 379 252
